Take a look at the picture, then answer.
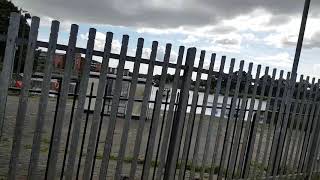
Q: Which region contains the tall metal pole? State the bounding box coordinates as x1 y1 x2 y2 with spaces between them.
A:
270 0 311 175
291 0 311 78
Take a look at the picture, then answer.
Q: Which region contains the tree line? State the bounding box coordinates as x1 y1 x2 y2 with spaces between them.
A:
153 71 316 100
0 0 30 73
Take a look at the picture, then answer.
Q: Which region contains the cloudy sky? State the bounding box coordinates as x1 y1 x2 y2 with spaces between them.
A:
11 0 320 78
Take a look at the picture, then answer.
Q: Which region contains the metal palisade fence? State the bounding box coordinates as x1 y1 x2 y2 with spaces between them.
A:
1 12 320 180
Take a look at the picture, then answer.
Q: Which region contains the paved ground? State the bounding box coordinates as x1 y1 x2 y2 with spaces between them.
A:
0 95 306 179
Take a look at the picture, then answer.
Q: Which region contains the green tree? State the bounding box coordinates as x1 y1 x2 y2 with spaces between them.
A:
0 0 30 73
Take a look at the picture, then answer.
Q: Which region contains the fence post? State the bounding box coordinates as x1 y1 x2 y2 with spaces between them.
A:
152 89 170 180
98 35 129 179
8 16 40 180
64 28 96 179
76 82 94 178
46 24 79 180
155 46 185 180
27 20 59 180
163 47 196 180
142 44 171 180
129 41 157 179
305 105 320 179
115 38 144 180
82 32 113 179
0 13 20 140
178 50 205 180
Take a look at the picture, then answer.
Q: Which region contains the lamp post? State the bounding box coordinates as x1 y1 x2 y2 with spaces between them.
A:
290 0 311 80
269 0 311 176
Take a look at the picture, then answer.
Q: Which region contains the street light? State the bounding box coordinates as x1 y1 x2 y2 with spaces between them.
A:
290 0 311 80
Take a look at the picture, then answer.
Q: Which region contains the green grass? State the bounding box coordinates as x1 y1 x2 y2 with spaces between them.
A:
24 144 32 150
40 146 49 153
91 154 223 174
95 153 103 160
42 137 50 144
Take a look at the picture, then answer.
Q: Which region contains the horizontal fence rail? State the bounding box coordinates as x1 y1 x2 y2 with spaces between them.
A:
1 13 320 180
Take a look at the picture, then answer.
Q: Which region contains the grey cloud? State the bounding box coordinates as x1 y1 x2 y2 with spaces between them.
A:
304 31 320 49
12 0 214 28
215 38 240 45
267 15 291 25
282 31 320 49
12 0 320 29
199 0 319 18
210 26 237 34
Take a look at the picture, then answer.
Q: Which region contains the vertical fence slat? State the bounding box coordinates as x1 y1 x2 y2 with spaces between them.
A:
141 44 171 180
90 82 104 180
63 28 96 179
297 79 320 172
178 50 206 180
187 54 216 180
114 38 144 180
273 77 313 176
16 15 27 74
303 102 320 174
163 47 196 180
267 71 292 176
214 59 235 180
27 20 59 179
61 81 79 179
152 89 170 180
204 56 227 180
266 72 291 176
220 60 244 178
76 82 94 178
238 65 262 177
129 41 158 179
274 86 298 176
278 75 304 177
98 35 129 179
46 24 79 180
292 78 315 172
155 46 184 179
291 78 315 178
287 76 309 168
253 68 277 166
212 59 235 180
227 63 253 178
262 70 284 166
305 103 320 178
0 13 20 139
243 67 269 178
82 32 113 179
303 81 320 174
7 16 40 180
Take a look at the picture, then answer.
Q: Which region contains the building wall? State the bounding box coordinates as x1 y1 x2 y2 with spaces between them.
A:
74 53 84 73
53 54 65 69
36 51 102 74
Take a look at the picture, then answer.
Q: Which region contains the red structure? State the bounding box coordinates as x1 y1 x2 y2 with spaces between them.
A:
52 53 85 73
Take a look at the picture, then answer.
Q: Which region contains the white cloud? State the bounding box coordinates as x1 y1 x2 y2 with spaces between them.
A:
222 9 273 32
242 33 257 41
262 15 320 49
39 16 72 32
255 52 293 68
13 0 320 29
18 0 320 78
179 35 199 44
80 31 122 53
137 27 185 35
